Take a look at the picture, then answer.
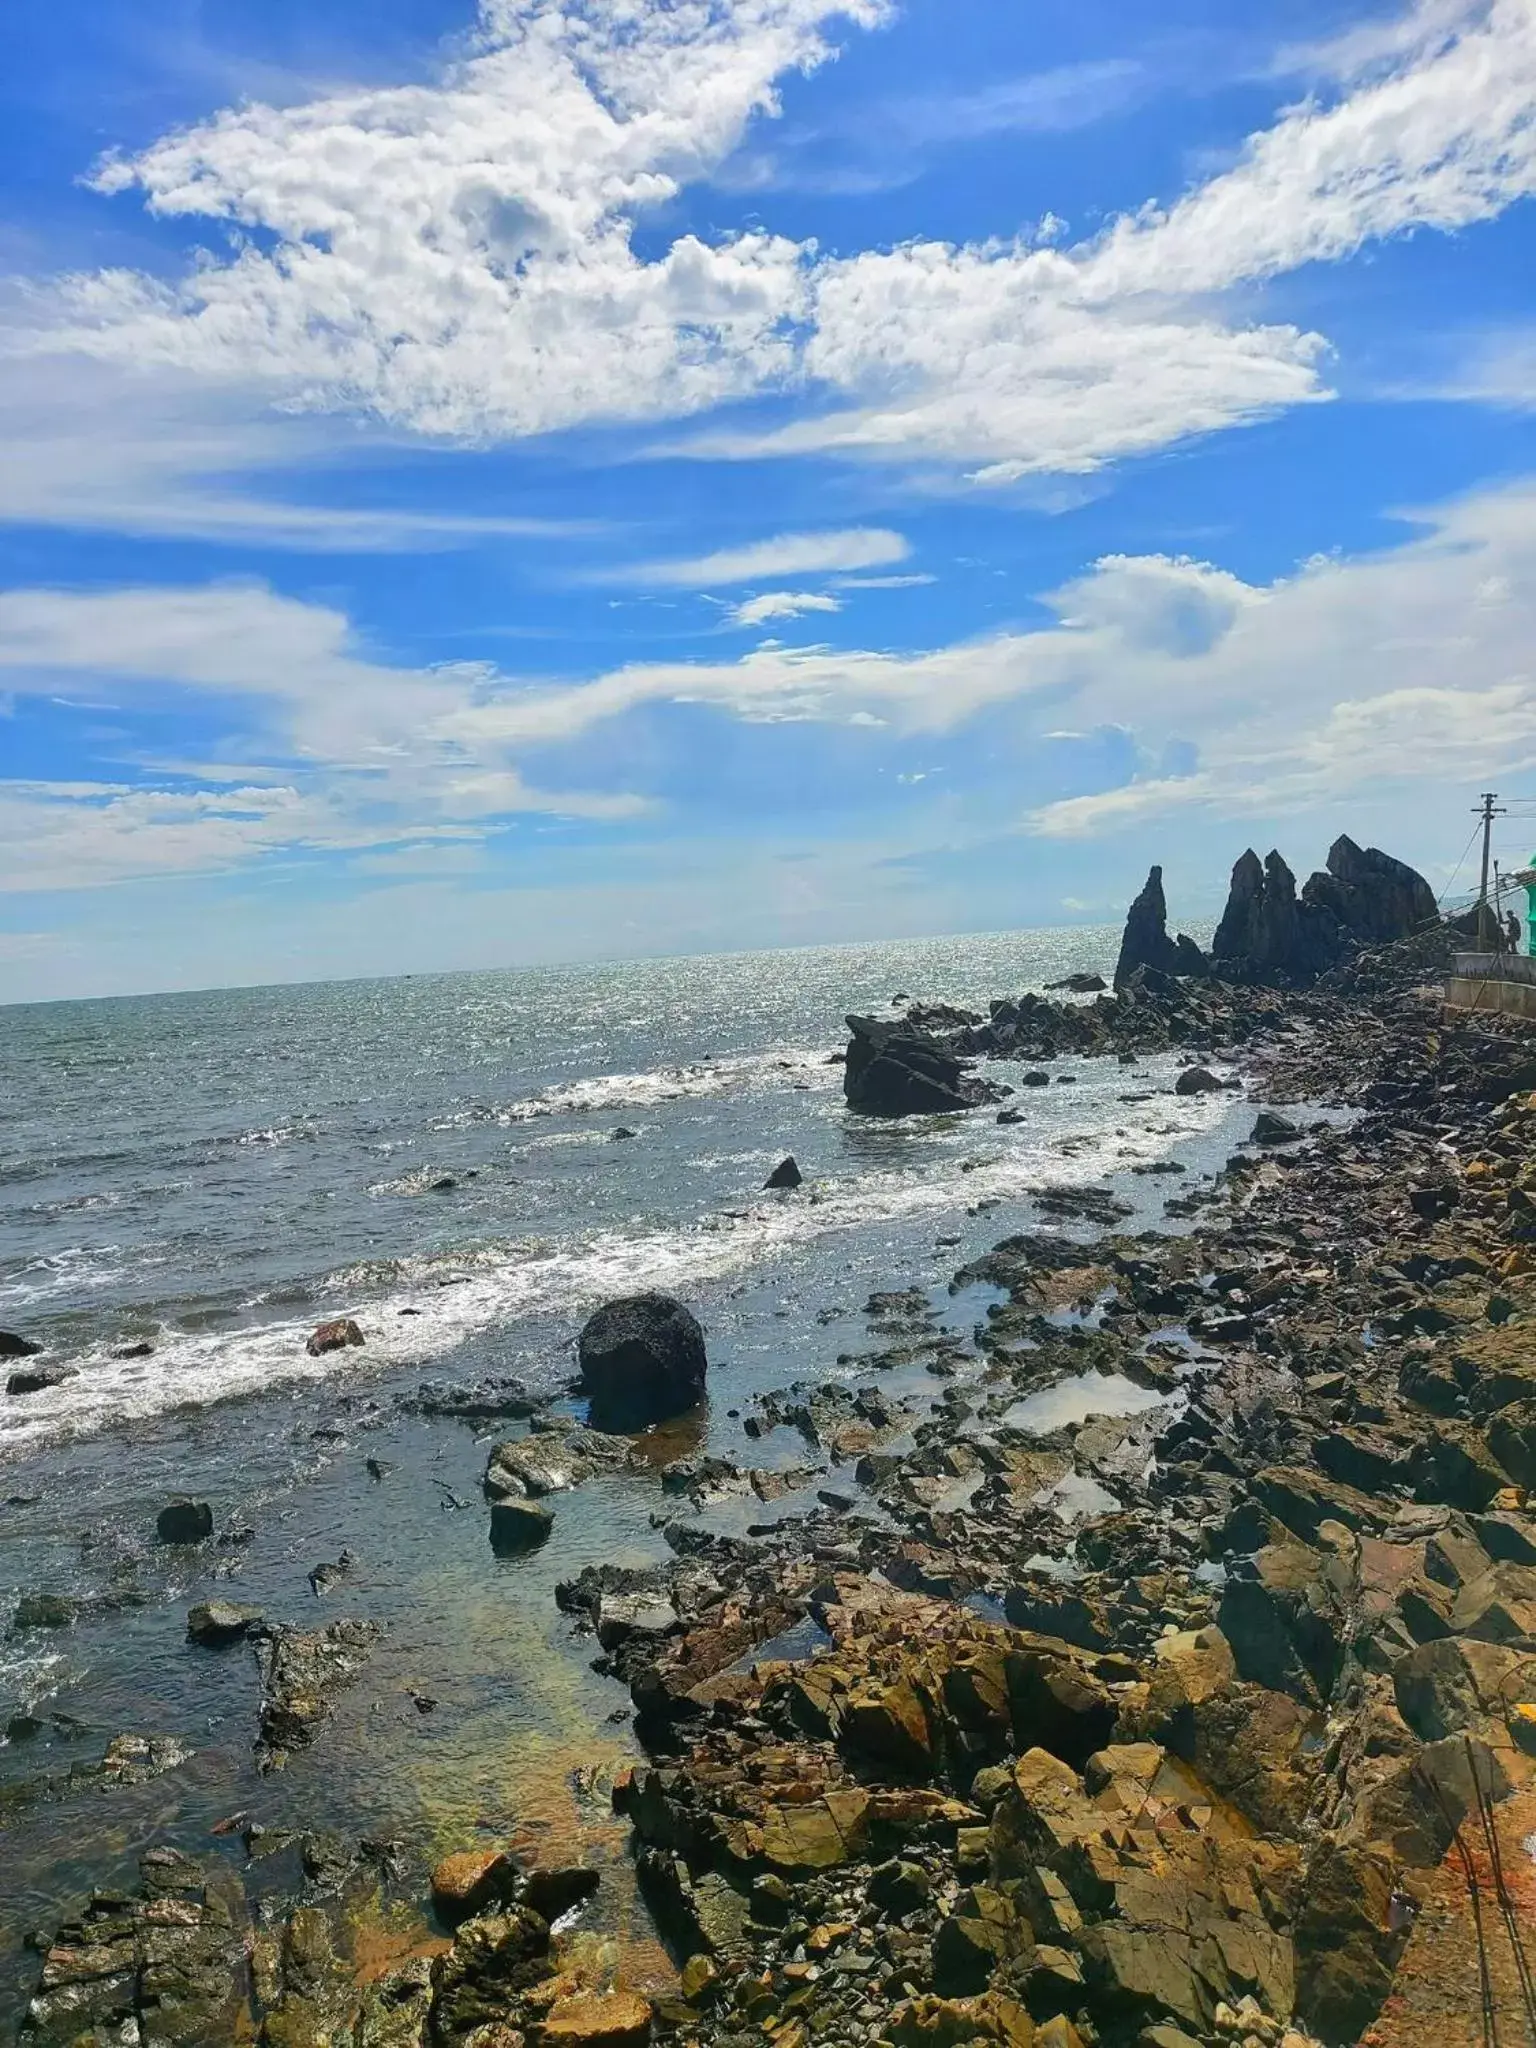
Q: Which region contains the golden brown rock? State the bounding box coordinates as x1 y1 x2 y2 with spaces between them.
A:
430 1850 516 1926
538 1987 652 2048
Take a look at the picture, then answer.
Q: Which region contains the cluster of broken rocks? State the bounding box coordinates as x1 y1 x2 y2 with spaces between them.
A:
20 842 1536 2048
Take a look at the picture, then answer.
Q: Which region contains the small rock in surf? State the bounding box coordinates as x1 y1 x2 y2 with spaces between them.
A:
6 1365 74 1396
764 1156 803 1190
306 1318 364 1356
1174 1066 1223 1096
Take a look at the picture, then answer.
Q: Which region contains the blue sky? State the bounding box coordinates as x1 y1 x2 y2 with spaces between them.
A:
6 0 1536 999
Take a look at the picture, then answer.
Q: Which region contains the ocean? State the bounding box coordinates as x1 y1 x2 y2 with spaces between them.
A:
0 927 1254 2013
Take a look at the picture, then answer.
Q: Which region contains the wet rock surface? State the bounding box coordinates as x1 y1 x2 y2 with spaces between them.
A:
843 1017 1002 1118
22 894 1536 2047
579 1294 709 1430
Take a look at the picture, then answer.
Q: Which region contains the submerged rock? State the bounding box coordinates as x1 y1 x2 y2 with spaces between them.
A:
578 1293 708 1429
253 1618 381 1771
6 1364 73 1396
156 1497 214 1544
490 1497 555 1551
13 1592 76 1631
187 1601 263 1646
540 1986 653 2048
412 1374 541 1421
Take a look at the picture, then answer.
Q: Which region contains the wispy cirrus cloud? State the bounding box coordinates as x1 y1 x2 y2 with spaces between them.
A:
614 527 908 587
0 346 586 550
0 578 649 892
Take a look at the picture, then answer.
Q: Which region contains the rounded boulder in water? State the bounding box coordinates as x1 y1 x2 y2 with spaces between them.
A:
764 1156 802 1191
577 1292 708 1431
157 1498 214 1544
1174 1066 1223 1096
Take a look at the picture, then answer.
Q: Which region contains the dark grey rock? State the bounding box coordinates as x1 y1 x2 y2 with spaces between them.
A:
156 1498 214 1544
577 1293 708 1429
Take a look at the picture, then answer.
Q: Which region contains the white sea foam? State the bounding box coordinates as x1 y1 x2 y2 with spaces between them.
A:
0 1243 141 1310
431 1047 835 1129
0 1065 1241 1456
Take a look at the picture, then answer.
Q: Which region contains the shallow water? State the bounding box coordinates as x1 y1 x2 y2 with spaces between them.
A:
0 927 1258 2022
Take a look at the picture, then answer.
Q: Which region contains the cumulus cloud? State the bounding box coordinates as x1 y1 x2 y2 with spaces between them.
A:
12 0 1536 491
618 526 907 586
729 589 842 625
443 481 1536 838
40 0 887 439
1026 483 1536 834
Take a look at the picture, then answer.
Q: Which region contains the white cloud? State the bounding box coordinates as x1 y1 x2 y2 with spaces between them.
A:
438 479 1536 845
620 526 908 586
12 0 1536 494
38 1 887 440
0 334 580 549
729 589 842 625
832 572 935 590
1025 481 1536 834
0 579 650 890
693 0 1536 479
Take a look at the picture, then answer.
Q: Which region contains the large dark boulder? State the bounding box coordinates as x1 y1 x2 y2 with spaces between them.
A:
1304 834 1438 947
843 1016 993 1117
577 1293 708 1429
156 1498 214 1544
1113 867 1206 989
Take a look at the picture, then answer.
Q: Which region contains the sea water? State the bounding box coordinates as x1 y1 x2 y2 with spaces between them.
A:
0 928 1252 2018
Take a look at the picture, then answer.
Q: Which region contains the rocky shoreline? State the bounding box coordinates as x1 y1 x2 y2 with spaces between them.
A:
13 851 1536 2048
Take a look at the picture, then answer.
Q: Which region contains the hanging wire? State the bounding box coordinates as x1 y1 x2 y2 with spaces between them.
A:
1466 1738 1536 2045
1441 819 1490 911
1415 1757 1500 2048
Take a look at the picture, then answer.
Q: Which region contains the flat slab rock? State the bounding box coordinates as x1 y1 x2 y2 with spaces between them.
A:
253 1618 381 1771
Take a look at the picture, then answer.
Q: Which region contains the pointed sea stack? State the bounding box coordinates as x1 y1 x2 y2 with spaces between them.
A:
1113 866 1208 988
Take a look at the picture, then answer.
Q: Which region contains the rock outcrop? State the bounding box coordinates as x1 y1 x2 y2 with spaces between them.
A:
577 1292 708 1429
1114 835 1441 991
1112 867 1205 989
844 1017 999 1117
1210 836 1440 986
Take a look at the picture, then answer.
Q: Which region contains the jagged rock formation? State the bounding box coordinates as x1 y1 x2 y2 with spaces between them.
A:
1116 835 1441 990
1210 849 1342 983
1112 866 1207 989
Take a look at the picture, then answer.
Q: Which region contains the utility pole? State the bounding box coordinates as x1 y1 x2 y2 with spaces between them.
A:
1476 791 1507 947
